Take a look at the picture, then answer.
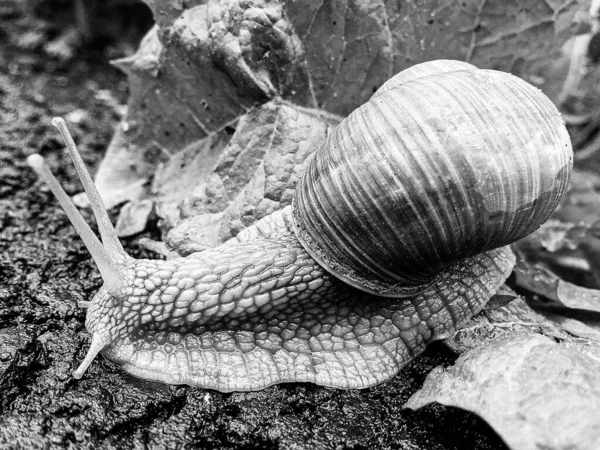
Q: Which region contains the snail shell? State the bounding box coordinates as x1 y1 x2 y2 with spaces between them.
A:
293 62 572 297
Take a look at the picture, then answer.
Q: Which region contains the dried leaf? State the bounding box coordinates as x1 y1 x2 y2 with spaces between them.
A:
405 333 600 450
514 219 597 289
484 284 518 310
159 100 340 251
114 200 154 237
445 296 600 354
96 0 589 237
514 169 600 288
97 1 313 210
514 257 600 313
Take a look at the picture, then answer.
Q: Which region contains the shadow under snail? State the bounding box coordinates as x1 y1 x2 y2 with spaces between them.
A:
27 60 572 392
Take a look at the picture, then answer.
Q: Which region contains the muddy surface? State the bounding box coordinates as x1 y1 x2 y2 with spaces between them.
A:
0 3 507 449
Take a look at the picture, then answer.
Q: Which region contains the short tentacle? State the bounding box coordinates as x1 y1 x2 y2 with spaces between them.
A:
73 332 111 379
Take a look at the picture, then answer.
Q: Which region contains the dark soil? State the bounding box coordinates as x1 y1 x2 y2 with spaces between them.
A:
0 2 508 449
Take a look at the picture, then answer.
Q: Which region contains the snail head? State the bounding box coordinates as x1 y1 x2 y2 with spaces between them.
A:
27 118 137 378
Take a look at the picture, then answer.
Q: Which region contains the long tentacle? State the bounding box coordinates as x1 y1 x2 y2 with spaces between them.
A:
51 117 126 258
27 154 124 296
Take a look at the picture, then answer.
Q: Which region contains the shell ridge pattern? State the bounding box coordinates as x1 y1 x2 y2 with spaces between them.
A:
394 79 461 260
325 111 386 276
505 72 572 228
373 83 452 267
361 98 440 279
408 73 496 263
469 72 530 247
419 74 483 253
306 124 379 273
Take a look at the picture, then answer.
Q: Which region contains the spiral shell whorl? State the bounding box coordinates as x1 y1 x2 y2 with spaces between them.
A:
373 59 477 95
293 62 572 297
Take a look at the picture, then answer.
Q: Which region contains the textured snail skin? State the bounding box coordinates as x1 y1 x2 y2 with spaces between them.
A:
87 207 514 391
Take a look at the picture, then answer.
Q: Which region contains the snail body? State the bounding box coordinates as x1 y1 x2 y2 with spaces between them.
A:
28 60 572 391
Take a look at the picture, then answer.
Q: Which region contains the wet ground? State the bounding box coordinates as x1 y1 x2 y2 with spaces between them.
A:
0 3 508 448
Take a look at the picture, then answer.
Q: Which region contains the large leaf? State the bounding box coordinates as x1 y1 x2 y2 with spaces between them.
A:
157 100 340 250
405 333 600 450
93 0 589 239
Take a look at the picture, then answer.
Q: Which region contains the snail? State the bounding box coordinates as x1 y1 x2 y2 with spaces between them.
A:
27 60 572 392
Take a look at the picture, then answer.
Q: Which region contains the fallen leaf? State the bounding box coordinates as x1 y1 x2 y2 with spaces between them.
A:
405 333 600 450
484 285 518 310
160 100 340 251
514 188 600 289
514 257 600 313
114 199 154 237
95 0 589 236
445 296 600 354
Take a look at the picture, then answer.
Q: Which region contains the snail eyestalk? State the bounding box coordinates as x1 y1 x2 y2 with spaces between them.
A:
26 154 124 298
51 117 126 259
